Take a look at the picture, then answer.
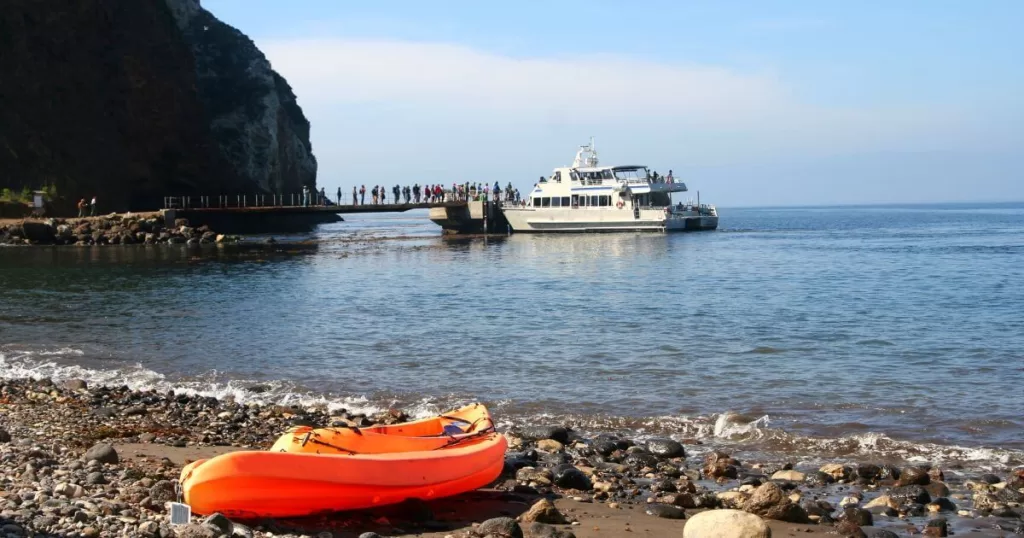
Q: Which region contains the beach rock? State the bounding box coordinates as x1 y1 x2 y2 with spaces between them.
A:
517 467 553 486
203 513 233 535
537 439 564 452
646 438 685 458
865 531 899 538
552 464 591 491
835 521 868 537
624 451 660 469
980 473 1002 484
63 379 88 391
924 481 950 499
898 467 930 486
770 470 805 482
888 485 931 506
358 534 382 538
682 509 771 538
704 451 740 479
175 523 217 538
855 464 881 481
645 503 685 519
476 516 523 538
150 480 177 504
927 498 957 512
53 482 84 498
820 463 852 480
0 428 10 443
82 443 118 464
924 517 948 536
520 499 567 524
741 482 809 523
838 506 873 526
519 426 569 444
524 522 575 538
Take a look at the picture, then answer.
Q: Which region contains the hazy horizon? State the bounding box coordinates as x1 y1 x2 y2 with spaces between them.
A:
204 0 1023 207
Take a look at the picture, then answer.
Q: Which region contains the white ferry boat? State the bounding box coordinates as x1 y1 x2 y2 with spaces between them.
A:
502 140 718 233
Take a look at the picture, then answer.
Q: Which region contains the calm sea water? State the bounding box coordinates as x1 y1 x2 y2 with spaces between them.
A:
2 203 1023 469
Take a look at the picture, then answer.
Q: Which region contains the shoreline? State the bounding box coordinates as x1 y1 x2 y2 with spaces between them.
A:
1 377 1021 538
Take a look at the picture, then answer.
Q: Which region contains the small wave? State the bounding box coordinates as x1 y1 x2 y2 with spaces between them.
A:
747 346 784 354
855 339 895 347
0 350 387 417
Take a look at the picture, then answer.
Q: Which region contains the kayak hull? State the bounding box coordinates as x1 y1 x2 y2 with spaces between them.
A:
181 433 507 518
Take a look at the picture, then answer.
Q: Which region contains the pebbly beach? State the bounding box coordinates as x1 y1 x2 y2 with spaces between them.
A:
1 377 1022 538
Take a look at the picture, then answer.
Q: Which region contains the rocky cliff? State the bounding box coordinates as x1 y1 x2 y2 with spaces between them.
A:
0 0 316 212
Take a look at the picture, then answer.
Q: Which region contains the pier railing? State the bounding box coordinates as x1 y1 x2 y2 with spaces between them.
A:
163 192 520 210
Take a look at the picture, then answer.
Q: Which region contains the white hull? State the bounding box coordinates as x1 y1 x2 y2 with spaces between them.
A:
503 208 718 233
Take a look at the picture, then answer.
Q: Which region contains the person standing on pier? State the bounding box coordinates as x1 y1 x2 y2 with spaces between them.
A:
413 184 420 203
351 186 357 205
393 185 400 205
371 186 378 205
359 185 366 205
320 187 327 206
90 196 97 216
302 185 309 207
337 187 343 204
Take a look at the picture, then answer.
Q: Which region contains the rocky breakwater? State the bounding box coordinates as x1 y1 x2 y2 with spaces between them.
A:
0 216 239 246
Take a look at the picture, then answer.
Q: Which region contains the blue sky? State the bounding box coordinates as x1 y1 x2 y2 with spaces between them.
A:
205 0 1023 206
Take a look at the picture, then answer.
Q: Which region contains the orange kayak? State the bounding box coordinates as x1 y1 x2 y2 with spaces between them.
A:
179 405 507 518
269 402 495 454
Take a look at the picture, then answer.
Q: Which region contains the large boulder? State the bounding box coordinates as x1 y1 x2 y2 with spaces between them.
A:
82 443 118 464
683 509 771 538
741 482 809 523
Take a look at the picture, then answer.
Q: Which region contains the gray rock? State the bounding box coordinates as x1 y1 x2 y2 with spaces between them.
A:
476 516 523 538
888 485 931 506
645 438 685 458
838 506 873 526
357 534 382 538
525 522 576 538
63 379 88 390
644 502 686 519
149 480 177 504
82 443 118 464
552 464 592 491
86 471 107 485
518 426 569 444
866 530 899 538
203 513 233 535
520 499 567 524
139 520 160 536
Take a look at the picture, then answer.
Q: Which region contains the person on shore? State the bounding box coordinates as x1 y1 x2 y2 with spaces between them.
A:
351 186 357 205
380 187 386 204
90 196 97 216
337 187 342 204
412 184 420 203
359 185 366 205
403 185 411 203
371 186 378 205
393 185 400 205
77 198 86 217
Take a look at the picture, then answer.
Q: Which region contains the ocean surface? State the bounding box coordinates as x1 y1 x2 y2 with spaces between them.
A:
2 202 1023 470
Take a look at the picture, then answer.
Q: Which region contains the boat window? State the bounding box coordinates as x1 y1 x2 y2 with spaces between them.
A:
599 195 610 207
532 197 541 207
571 194 579 207
553 171 562 183
541 197 551 207
589 195 598 206
570 171 579 182
613 168 649 181
551 197 560 207
602 170 613 180
561 196 570 207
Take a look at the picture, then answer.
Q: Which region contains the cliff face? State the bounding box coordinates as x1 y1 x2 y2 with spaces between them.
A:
165 0 317 194
0 0 316 212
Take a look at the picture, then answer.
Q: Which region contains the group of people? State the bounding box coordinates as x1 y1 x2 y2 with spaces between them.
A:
338 182 522 206
76 196 97 217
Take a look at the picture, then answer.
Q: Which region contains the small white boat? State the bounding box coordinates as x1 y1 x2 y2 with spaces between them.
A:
502 139 718 233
